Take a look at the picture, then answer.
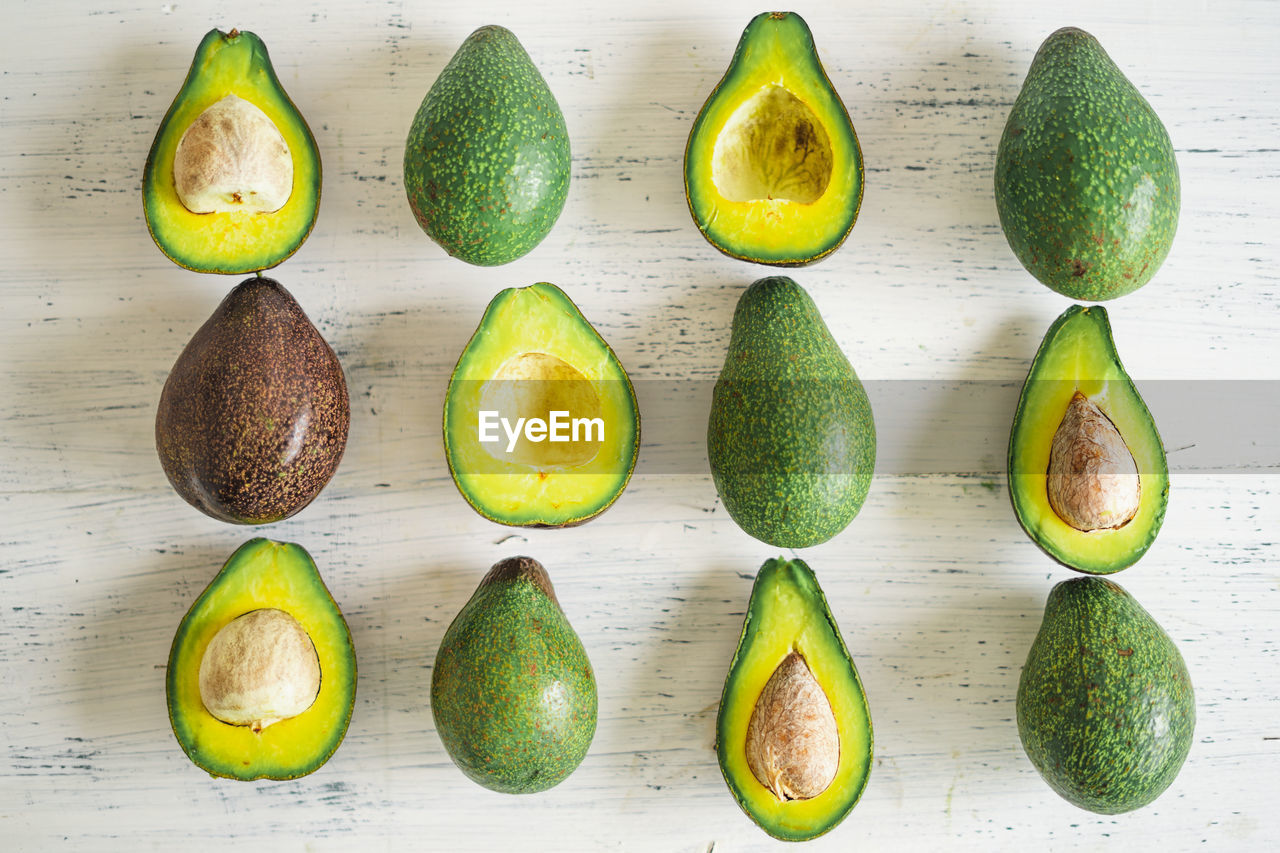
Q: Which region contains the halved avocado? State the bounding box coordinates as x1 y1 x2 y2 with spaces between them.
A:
1009 305 1168 573
443 283 640 527
143 29 321 274
684 12 863 266
166 538 356 780
717 558 873 841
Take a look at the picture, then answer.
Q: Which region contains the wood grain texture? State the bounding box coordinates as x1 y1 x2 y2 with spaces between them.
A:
1 0 1277 850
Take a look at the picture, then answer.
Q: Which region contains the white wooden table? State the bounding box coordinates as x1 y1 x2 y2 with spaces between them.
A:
3 0 1277 849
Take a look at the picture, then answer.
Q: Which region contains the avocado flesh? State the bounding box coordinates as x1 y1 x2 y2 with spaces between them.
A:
143 29 321 274
443 283 639 527
167 539 356 781
717 558 872 841
995 27 1179 300
708 276 875 548
431 557 597 794
685 12 863 266
1009 305 1167 573
1018 577 1194 813
404 26 569 266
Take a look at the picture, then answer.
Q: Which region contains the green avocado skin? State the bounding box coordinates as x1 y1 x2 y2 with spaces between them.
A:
430 557 597 794
995 28 1179 300
1017 577 1194 813
404 26 570 266
708 277 875 548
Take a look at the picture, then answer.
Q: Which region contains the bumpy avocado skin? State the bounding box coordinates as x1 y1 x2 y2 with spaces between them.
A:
431 557 597 793
995 28 1179 300
156 277 349 524
708 277 875 548
404 26 570 266
1018 577 1194 813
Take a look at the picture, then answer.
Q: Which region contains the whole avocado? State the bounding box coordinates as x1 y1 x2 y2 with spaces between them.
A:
403 26 570 266
995 28 1179 300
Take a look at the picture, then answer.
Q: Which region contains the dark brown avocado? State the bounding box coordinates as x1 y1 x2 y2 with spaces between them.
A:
156 277 349 524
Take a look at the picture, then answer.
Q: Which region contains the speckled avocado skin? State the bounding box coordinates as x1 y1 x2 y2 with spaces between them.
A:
708 277 876 548
155 277 349 524
1017 577 1195 813
996 28 1179 301
431 557 597 794
404 26 570 266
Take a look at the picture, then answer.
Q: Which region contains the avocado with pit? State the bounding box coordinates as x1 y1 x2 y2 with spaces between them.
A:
431 557 597 794
1018 576 1194 813
708 276 875 548
143 29 321 274
995 27 1179 300
1008 305 1167 573
717 557 872 841
156 276 349 524
167 538 357 780
404 26 570 266
685 12 863 266
443 282 639 527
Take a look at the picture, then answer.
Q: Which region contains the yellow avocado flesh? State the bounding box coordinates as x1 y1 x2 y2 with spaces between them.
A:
167 539 355 780
1009 306 1168 573
143 29 320 274
685 12 862 266
444 283 639 527
717 559 872 841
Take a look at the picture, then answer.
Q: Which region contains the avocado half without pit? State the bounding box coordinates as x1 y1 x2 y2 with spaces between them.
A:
143 28 321 274
1009 305 1168 573
685 12 863 266
443 283 640 527
167 539 356 780
717 558 873 841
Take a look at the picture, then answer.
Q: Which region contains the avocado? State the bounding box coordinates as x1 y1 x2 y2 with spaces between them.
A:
684 12 863 266
1018 576 1194 813
156 276 349 524
404 26 569 266
717 558 872 841
995 27 1179 300
431 557 596 793
167 538 356 780
708 276 875 547
443 282 639 527
143 29 321 275
1009 305 1167 573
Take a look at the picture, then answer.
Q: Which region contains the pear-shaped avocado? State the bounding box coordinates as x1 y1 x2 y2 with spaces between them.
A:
143 29 321 274
717 558 872 841
708 277 875 548
1009 305 1167 573
167 538 357 780
442 282 639 527
404 26 570 266
431 557 597 794
1018 577 1194 813
156 277 349 524
685 12 863 266
995 28 1179 300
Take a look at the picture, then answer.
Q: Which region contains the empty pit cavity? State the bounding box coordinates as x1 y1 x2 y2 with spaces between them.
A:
710 85 834 204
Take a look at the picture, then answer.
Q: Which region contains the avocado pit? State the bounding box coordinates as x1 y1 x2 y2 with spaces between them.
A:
745 651 840 801
173 94 293 214
1047 391 1141 532
478 351 603 468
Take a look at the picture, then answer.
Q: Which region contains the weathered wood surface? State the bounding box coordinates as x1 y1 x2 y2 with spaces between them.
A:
2 0 1277 849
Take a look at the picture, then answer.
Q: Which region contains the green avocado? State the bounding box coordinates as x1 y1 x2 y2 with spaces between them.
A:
717 558 872 841
1018 576 1194 813
143 29 321 274
431 557 597 793
708 276 875 548
684 12 863 266
995 27 1179 300
404 26 570 266
156 277 349 524
167 538 356 780
1008 305 1167 573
